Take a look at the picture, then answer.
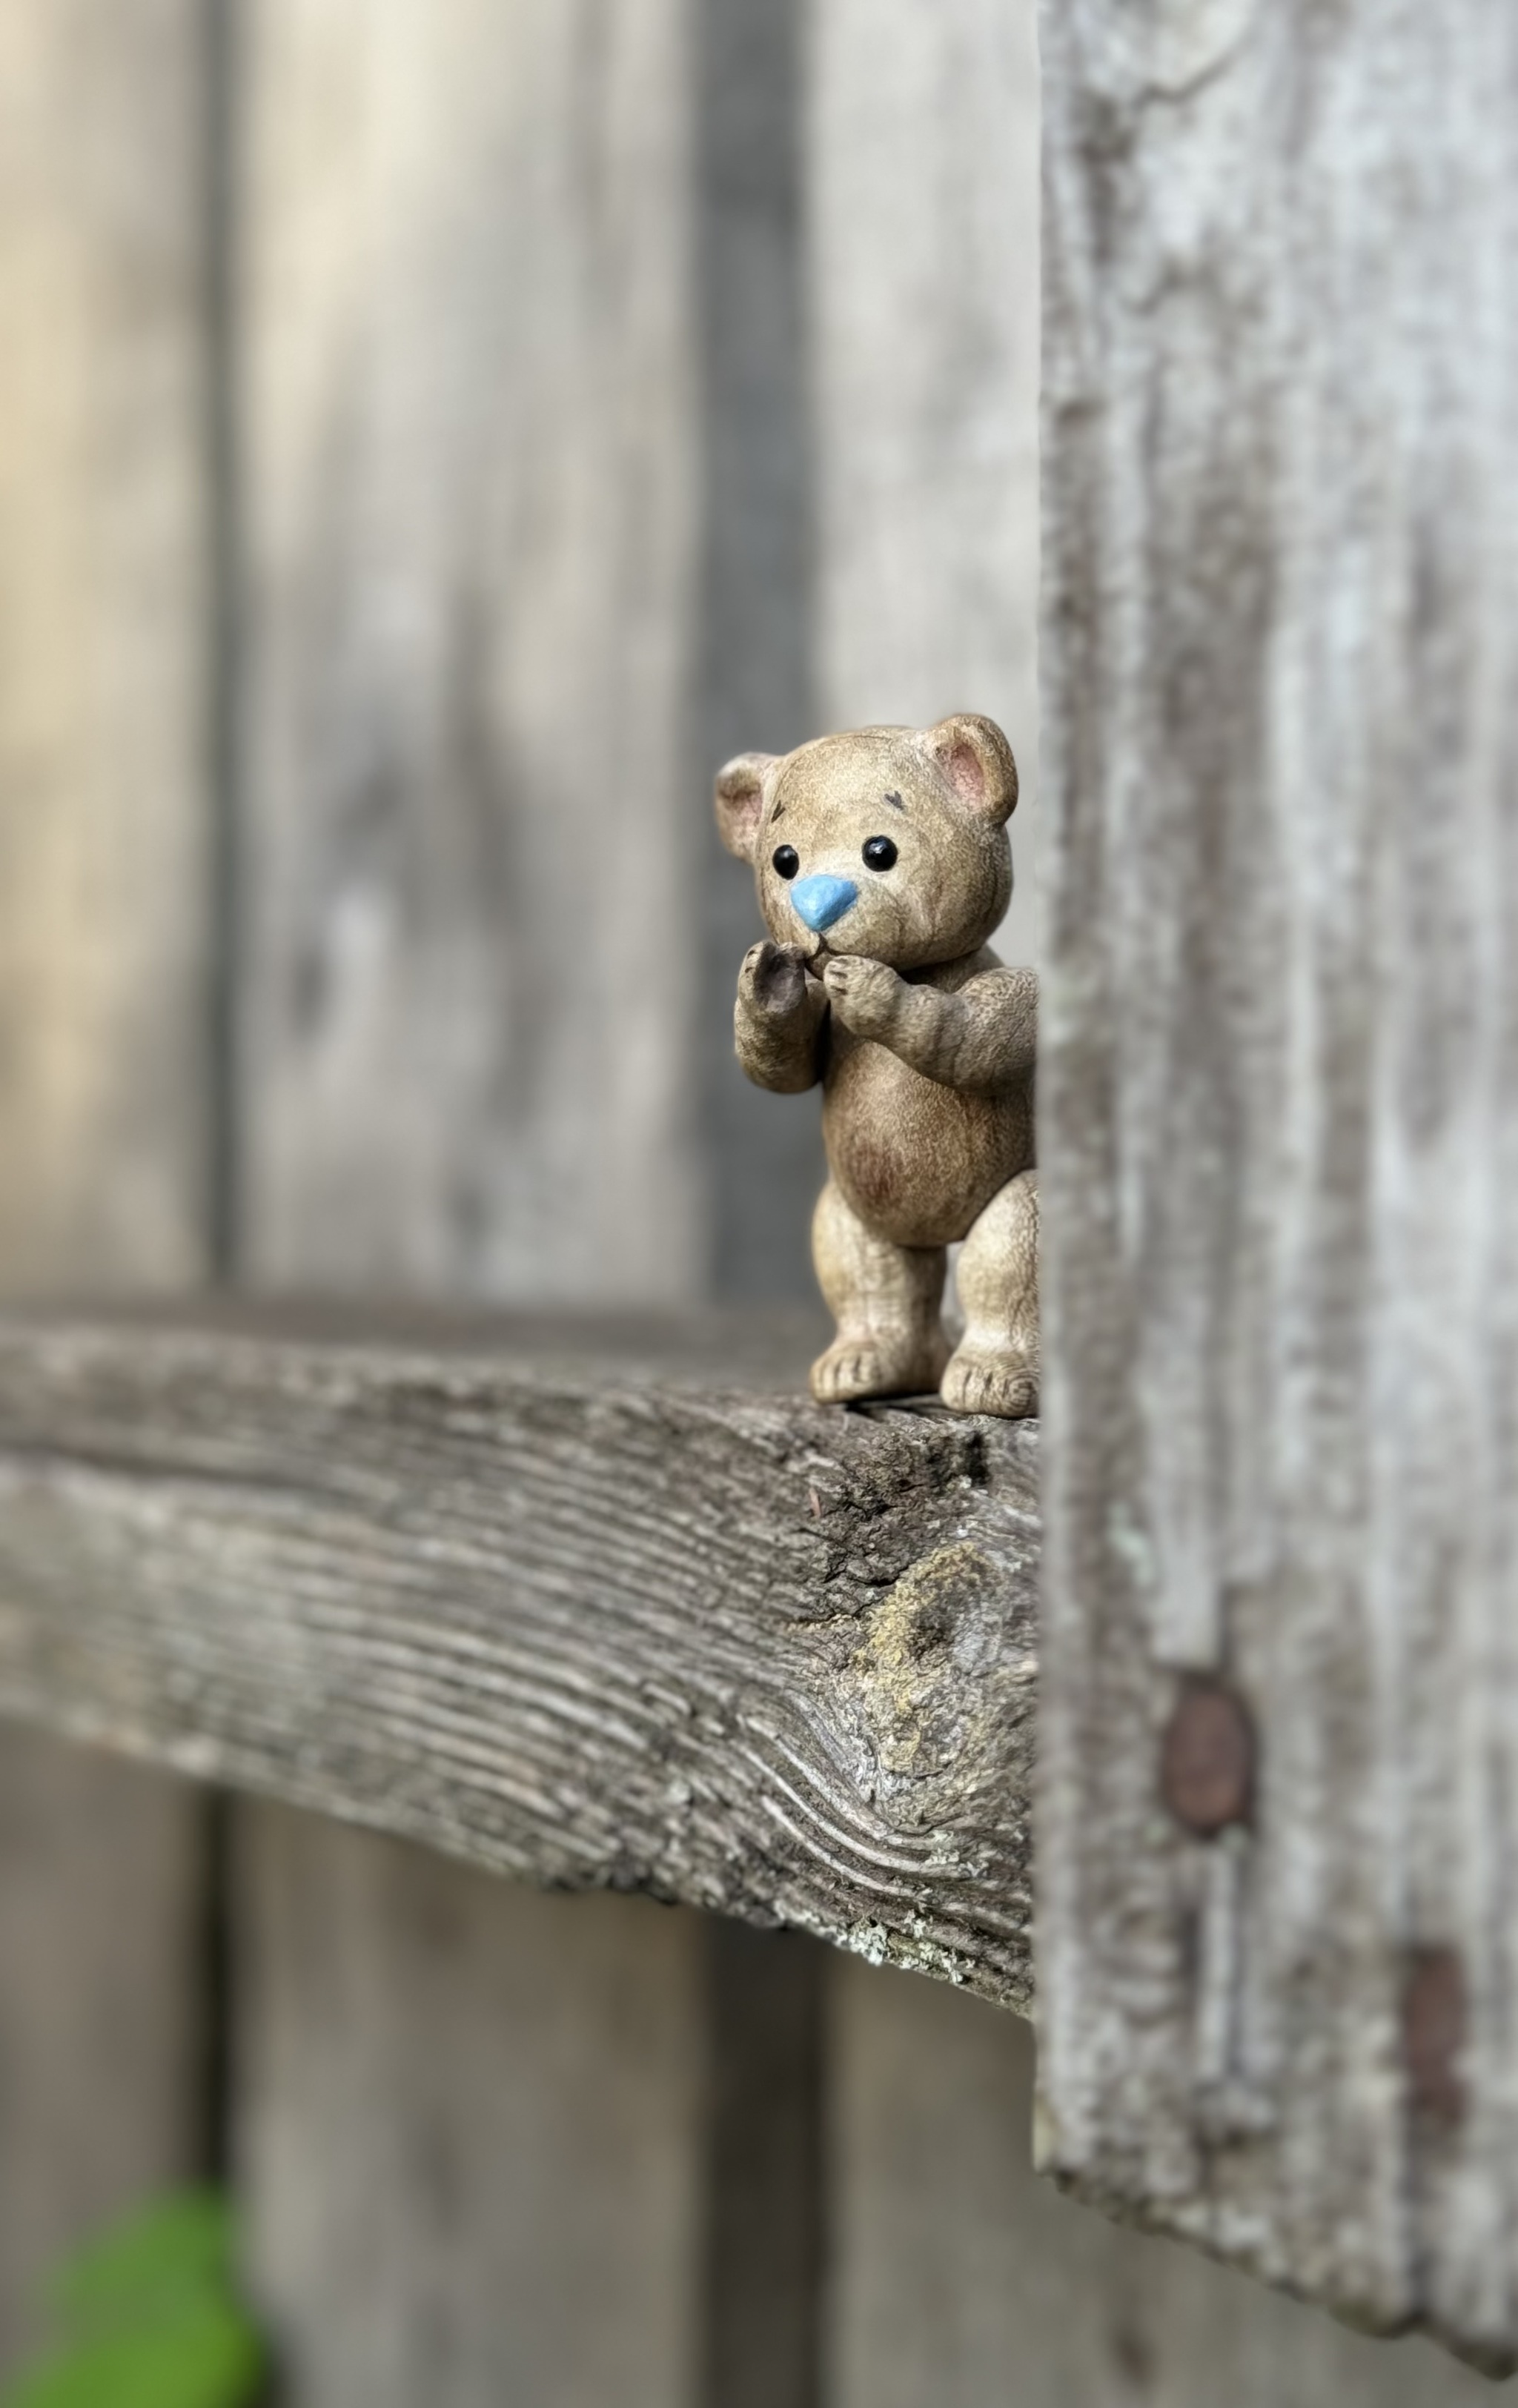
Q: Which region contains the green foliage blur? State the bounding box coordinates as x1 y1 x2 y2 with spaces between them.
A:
0 2192 267 2408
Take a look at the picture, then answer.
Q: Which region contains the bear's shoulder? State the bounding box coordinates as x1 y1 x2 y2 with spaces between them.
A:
909 948 1036 1001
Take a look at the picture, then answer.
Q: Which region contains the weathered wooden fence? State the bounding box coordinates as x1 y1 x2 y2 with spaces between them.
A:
0 0 1510 2401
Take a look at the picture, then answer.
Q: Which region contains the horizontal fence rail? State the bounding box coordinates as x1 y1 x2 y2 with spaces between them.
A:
0 1308 1040 2011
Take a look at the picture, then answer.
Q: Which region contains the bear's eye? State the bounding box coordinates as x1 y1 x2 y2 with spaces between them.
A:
772 845 800 880
862 836 898 872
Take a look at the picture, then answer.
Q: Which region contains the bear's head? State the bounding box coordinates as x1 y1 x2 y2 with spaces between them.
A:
714 715 1018 972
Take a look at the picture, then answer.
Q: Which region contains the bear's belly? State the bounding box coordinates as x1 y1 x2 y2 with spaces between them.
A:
822 1041 1031 1249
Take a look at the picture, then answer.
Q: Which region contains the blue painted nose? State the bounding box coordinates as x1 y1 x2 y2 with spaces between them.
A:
791 874 858 934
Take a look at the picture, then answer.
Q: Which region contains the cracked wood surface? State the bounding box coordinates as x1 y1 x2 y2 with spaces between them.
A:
0 1310 1040 2010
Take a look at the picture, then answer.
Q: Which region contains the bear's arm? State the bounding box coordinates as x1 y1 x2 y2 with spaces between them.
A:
829 961 1035 1092
735 941 829 1094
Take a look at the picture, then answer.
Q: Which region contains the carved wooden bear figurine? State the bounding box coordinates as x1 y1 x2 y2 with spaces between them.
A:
716 714 1037 1417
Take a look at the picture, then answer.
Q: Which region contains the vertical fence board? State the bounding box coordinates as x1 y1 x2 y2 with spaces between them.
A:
0 1739 209 2366
701 1923 823 2408
806 0 1041 969
0 0 211 1288
239 1811 703 2408
0 0 215 2368
234 10 716 2398
239 0 702 1301
829 1959 1495 2408
1039 0 1518 2364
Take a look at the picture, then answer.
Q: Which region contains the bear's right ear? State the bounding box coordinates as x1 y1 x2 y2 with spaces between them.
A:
925 714 1019 827
714 753 778 862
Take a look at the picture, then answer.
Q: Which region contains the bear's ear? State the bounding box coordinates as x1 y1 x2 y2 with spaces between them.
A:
714 752 779 862
925 714 1019 826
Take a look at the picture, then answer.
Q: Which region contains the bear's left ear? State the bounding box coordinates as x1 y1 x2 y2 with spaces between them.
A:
714 753 779 862
925 714 1019 827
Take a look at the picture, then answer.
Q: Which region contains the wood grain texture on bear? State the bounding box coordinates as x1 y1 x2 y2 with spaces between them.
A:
0 1313 1040 2010
1039 0 1518 2368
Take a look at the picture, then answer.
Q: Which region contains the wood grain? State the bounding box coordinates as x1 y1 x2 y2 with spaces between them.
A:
0 1312 1039 2008
236 0 703 1303
237 1807 706 2408
1038 0 1518 2365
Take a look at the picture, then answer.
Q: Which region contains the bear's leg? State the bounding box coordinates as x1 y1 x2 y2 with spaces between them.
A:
810 1181 949 1404
941 1170 1038 1417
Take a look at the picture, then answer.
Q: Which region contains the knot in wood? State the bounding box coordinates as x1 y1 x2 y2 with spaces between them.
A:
1160 1679 1253 1837
855 1542 999 1780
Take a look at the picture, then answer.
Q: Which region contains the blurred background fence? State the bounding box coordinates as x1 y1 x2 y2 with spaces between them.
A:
0 2 1497 2402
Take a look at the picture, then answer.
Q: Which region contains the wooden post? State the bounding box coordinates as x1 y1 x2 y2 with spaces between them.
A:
1038 0 1518 2367
0 0 216 2366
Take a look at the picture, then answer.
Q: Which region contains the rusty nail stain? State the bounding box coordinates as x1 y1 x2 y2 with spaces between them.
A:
1160 1679 1255 1837
1403 1948 1467 2129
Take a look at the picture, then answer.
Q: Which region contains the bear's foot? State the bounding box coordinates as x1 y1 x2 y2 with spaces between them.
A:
811 1332 947 1406
940 1341 1038 1419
